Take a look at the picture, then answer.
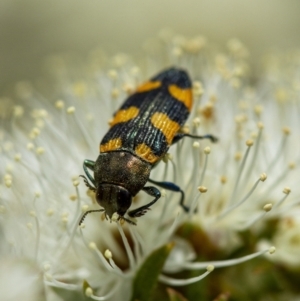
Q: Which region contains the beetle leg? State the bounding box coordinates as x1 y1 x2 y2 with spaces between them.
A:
80 159 96 191
172 133 218 145
128 186 161 218
79 175 96 192
148 178 189 212
82 159 96 186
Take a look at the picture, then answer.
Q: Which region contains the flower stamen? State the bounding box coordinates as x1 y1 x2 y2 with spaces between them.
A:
229 139 254 206
217 173 267 221
85 283 120 300
243 122 264 182
79 233 114 272
116 222 135 268
45 277 78 290
181 247 275 269
159 265 214 286
266 127 290 174
275 187 291 208
242 203 273 228
30 209 40 262
104 249 124 275
128 226 143 264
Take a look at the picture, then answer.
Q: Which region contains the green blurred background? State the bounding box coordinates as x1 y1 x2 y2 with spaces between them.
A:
1 0 300 93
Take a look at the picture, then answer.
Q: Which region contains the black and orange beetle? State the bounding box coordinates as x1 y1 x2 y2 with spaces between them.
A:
80 67 217 225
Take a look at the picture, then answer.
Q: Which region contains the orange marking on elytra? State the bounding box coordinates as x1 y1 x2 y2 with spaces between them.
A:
100 138 122 153
151 112 180 145
135 143 159 163
109 106 139 127
168 85 192 112
136 81 161 93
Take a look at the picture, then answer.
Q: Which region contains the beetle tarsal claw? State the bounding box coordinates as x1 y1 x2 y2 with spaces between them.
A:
79 175 96 192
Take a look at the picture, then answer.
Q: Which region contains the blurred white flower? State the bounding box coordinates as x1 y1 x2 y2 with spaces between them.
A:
260 209 300 268
0 258 45 301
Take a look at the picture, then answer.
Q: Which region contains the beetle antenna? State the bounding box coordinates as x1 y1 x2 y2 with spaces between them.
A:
79 209 104 225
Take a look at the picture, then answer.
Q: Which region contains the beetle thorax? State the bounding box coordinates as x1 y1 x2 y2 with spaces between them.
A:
94 151 152 196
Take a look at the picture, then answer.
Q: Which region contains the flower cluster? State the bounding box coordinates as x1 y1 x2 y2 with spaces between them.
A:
1 32 300 300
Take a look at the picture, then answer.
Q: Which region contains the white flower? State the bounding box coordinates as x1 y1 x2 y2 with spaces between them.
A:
0 258 44 301
2 35 299 300
258 208 300 268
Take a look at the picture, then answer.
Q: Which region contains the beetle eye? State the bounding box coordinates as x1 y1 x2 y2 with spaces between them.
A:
95 187 104 206
117 188 132 216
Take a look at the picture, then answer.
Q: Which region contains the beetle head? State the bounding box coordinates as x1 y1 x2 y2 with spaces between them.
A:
96 184 132 221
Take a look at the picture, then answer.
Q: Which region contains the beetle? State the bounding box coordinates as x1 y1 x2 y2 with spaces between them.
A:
80 67 217 225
